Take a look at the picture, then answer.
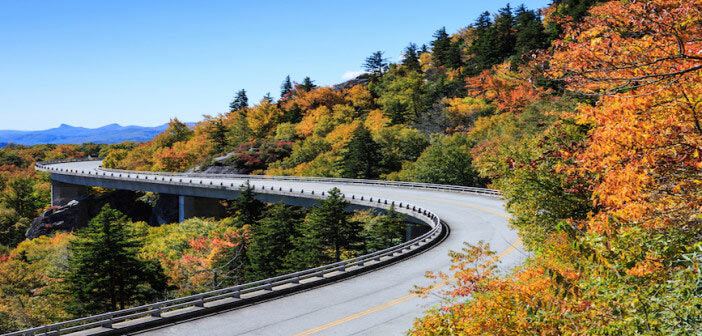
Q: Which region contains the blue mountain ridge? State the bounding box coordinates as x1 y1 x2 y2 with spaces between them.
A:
0 122 195 146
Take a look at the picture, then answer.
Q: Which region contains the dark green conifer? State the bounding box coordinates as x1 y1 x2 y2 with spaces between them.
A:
364 205 406 252
299 188 361 263
364 51 389 77
62 205 167 316
337 125 381 179
280 75 293 99
298 77 317 92
247 202 302 280
207 118 229 155
228 181 266 227
431 27 452 66
402 43 421 72
229 89 249 112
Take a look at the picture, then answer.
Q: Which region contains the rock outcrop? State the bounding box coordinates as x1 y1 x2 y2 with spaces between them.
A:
332 74 371 91
26 190 152 239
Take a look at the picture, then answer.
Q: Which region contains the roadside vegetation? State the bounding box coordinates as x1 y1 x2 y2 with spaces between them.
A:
0 0 700 333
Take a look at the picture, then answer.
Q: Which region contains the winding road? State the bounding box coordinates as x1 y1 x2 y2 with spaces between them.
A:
34 160 525 336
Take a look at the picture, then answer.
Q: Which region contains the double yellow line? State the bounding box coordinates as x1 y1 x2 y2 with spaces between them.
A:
294 196 521 336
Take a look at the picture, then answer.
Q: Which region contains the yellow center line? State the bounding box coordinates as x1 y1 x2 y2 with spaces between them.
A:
294 194 520 336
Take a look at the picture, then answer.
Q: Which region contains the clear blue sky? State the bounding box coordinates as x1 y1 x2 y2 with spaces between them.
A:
0 0 551 130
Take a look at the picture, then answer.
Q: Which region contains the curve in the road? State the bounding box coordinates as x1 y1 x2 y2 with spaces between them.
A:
22 159 524 336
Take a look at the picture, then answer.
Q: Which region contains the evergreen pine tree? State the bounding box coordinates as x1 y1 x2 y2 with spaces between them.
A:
493 4 516 60
364 51 389 77
280 75 293 99
337 125 381 179
364 205 406 252
228 181 266 227
431 27 452 66
62 205 167 316
445 40 463 69
514 5 549 57
298 77 317 92
262 92 274 103
467 11 501 74
229 89 249 112
402 43 421 72
207 118 229 155
303 188 361 262
247 202 302 280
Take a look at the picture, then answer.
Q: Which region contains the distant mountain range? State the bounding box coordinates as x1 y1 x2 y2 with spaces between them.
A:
0 123 193 147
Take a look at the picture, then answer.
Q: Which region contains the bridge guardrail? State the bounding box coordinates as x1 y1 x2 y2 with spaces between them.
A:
14 159 463 336
35 158 500 197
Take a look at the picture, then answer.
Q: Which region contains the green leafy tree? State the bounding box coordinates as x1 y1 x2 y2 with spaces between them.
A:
337 125 381 179
398 133 483 187
226 110 253 147
377 71 428 124
247 202 303 280
1 177 41 219
364 51 389 77
229 89 249 112
62 205 167 316
228 181 266 227
375 126 429 174
156 118 193 148
0 206 29 247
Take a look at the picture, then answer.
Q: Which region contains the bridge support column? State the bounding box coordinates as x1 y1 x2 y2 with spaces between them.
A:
51 180 87 206
178 196 225 222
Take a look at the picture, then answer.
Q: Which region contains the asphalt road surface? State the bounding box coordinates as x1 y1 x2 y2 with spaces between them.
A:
46 161 525 336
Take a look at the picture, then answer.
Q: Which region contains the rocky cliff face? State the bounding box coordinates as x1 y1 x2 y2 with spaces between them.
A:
26 190 153 239
332 74 371 91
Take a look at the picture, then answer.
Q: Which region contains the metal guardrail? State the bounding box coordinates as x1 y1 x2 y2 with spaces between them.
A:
12 159 497 336
35 158 501 197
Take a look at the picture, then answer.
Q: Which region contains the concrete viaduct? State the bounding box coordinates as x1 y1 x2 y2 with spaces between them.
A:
25 159 524 336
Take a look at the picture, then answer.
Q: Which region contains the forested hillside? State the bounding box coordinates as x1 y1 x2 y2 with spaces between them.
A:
0 0 700 334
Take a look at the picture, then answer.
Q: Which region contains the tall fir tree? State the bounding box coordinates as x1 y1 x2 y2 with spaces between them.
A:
280 75 293 99
229 89 249 112
363 205 406 252
228 181 266 227
62 205 167 316
298 77 317 92
337 125 381 179
247 202 303 280
262 92 274 103
402 43 421 72
467 11 501 74
431 27 451 66
301 188 361 262
364 51 389 77
514 5 549 57
207 118 229 155
493 4 516 60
